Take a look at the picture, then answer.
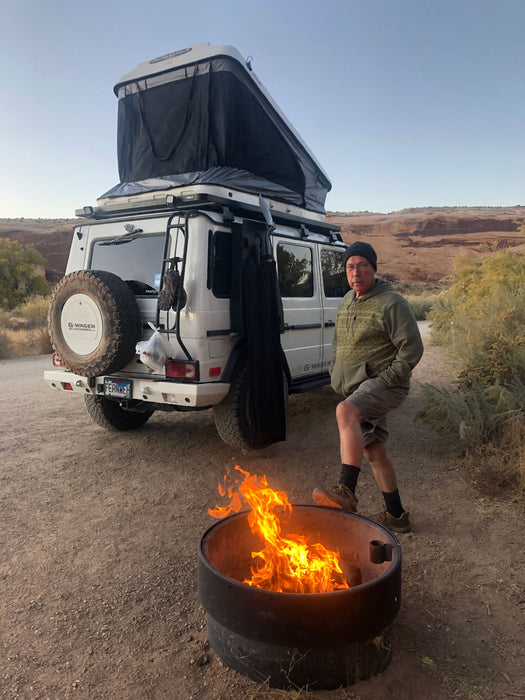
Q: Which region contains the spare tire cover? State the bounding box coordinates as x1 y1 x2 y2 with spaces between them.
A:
48 269 142 377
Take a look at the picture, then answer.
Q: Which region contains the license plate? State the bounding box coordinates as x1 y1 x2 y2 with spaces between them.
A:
104 378 132 399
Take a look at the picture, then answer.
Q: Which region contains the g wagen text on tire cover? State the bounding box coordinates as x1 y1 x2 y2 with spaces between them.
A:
44 43 348 449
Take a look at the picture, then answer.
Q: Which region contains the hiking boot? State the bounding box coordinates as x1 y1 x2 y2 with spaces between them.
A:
373 510 412 534
312 484 358 513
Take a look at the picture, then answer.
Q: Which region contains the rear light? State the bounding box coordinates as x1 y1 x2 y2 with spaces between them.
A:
165 360 198 379
62 382 73 391
52 353 65 367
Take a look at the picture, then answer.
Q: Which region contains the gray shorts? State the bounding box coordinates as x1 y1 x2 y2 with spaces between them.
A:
345 377 409 445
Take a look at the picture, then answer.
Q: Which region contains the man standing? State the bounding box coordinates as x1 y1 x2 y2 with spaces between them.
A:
313 242 423 533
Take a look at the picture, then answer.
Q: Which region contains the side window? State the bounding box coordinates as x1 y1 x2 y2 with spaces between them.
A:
276 242 314 297
321 249 348 297
211 231 232 297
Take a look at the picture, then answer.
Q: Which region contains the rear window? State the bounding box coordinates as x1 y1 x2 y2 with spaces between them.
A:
90 234 165 293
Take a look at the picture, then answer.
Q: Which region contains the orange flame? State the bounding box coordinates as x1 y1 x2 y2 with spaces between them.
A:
209 466 350 593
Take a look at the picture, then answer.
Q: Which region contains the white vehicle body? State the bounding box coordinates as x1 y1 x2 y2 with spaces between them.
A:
44 45 347 448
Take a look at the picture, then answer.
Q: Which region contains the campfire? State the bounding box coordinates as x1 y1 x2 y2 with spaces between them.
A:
209 466 352 593
199 466 403 689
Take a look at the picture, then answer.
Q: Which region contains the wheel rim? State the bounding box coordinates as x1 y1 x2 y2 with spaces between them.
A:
60 293 103 355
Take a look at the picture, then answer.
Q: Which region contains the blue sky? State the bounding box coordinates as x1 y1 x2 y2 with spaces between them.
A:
0 0 523 218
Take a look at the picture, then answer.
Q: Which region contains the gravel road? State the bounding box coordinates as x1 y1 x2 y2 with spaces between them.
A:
1 343 524 699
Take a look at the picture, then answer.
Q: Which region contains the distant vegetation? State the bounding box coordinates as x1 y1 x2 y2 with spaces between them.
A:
0 295 52 359
405 291 439 320
391 280 444 320
0 237 50 310
418 249 525 500
0 237 52 359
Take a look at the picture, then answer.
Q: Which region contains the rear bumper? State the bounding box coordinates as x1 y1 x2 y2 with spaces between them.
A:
43 370 230 408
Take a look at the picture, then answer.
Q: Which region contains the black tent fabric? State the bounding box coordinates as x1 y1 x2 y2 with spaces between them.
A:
241 249 286 447
102 55 331 213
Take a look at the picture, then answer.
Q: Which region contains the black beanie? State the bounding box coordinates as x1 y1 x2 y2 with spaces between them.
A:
343 241 377 271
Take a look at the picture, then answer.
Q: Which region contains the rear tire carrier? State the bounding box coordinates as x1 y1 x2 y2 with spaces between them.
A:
48 270 142 377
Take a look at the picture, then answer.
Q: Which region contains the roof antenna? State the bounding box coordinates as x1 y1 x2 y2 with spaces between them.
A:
246 55 253 71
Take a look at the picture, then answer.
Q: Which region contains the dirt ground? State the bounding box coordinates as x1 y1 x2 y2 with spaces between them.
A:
1 328 524 699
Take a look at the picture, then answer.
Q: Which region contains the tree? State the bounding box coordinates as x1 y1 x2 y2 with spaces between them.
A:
0 238 49 310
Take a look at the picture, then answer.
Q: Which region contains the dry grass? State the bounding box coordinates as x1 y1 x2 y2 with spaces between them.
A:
1 327 53 358
462 417 525 501
0 295 52 359
405 293 438 320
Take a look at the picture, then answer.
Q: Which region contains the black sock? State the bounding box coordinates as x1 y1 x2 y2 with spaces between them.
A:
339 464 360 494
382 489 404 518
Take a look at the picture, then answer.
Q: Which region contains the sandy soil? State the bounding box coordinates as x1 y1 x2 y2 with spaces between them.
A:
1 330 524 699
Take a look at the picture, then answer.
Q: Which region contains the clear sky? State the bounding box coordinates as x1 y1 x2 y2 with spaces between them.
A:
0 0 523 218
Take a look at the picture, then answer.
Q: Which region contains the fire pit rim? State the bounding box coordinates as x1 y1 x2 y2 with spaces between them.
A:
200 504 401 598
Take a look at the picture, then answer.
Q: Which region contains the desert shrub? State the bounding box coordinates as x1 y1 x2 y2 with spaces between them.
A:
0 330 12 359
418 379 525 499
28 327 53 354
419 380 524 452
427 293 454 345
405 293 438 320
15 295 50 328
0 295 52 358
0 238 50 310
392 281 442 320
468 416 525 497
420 249 525 500
2 328 52 357
428 250 525 386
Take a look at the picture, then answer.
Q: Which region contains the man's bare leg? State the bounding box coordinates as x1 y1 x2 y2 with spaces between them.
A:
364 439 410 531
311 400 363 512
336 400 364 466
363 439 398 492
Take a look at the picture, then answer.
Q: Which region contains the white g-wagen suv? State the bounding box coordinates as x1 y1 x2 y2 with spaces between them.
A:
44 44 348 448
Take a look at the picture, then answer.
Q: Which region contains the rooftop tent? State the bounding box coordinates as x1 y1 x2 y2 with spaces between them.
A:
101 44 332 213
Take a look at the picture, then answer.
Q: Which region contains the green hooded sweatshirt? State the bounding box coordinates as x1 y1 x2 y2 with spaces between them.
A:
330 278 424 398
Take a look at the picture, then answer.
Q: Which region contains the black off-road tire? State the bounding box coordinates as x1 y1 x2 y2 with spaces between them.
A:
48 270 142 377
84 395 154 431
213 359 288 450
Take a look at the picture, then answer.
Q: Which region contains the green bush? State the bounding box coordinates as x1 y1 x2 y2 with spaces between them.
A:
418 379 524 452
0 238 49 310
419 249 525 499
406 294 438 320
428 250 525 386
15 295 50 328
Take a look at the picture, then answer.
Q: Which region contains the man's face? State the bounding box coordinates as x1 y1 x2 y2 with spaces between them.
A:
345 255 376 298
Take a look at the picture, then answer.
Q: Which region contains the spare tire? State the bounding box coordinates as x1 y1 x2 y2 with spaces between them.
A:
48 269 142 376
